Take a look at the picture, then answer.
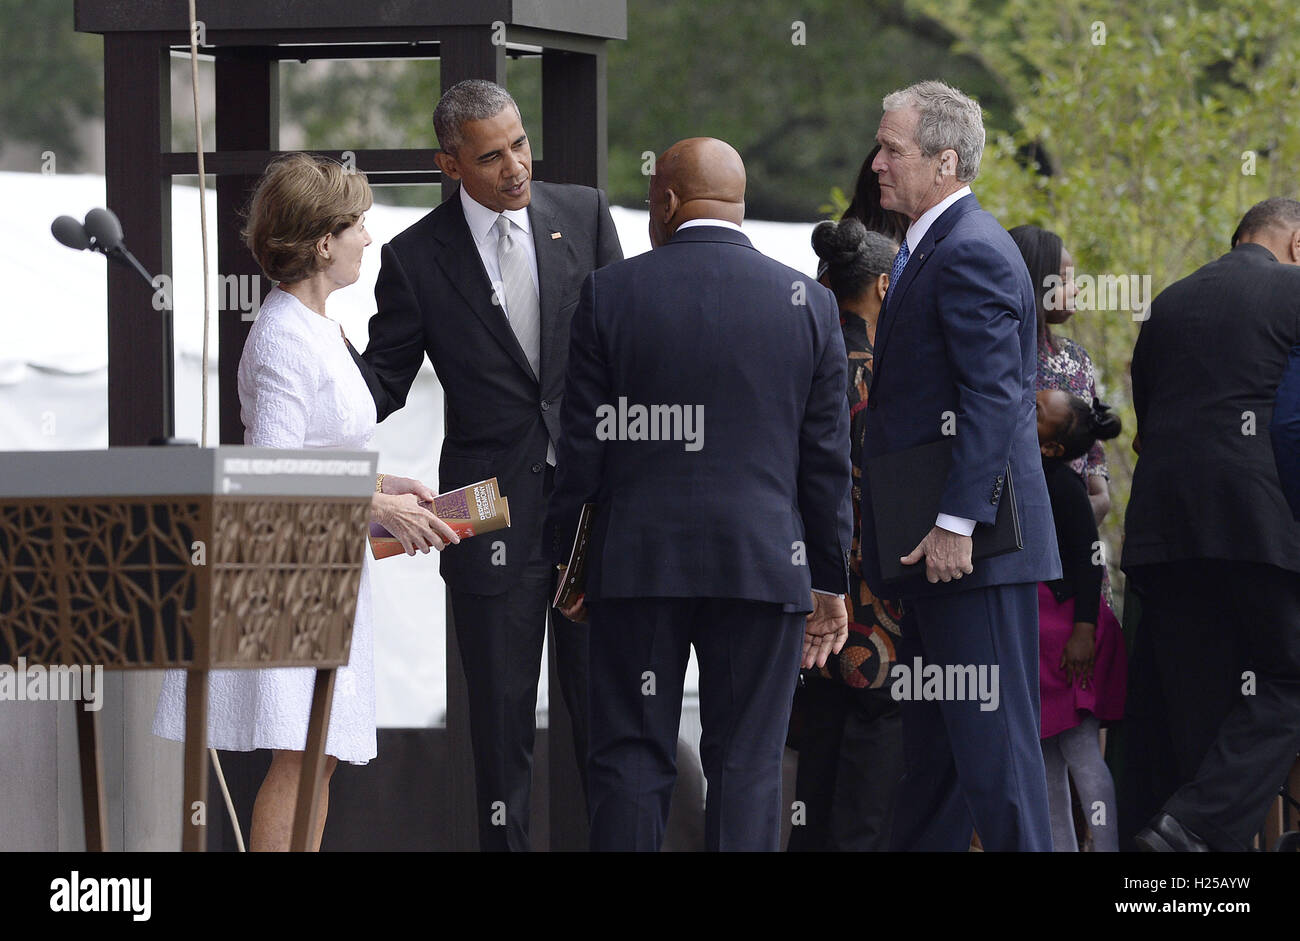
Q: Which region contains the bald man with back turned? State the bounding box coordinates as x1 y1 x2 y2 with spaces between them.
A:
546 138 854 851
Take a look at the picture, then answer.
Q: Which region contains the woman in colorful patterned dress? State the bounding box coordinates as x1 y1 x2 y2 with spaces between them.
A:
786 210 904 851
1009 224 1112 524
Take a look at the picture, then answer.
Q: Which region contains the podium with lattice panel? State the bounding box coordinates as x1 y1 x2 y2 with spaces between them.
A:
0 446 375 850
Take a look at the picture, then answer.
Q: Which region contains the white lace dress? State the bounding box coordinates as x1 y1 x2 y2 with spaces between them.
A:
152 286 379 764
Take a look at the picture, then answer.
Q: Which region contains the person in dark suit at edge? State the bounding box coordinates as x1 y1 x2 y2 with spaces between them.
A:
547 137 854 851
1123 197 1300 852
1273 345 1300 521
350 80 623 851
786 215 905 852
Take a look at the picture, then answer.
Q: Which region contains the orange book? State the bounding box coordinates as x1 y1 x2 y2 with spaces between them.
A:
368 477 511 560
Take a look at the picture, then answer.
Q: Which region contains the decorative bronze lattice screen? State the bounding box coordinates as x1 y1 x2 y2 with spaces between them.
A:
0 446 377 851
0 494 369 669
0 448 375 670
209 497 368 666
0 497 205 666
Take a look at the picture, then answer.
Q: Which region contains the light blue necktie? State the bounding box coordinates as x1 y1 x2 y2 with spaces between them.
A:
883 239 911 312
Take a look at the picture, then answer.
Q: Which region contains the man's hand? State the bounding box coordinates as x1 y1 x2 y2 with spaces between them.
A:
901 525 974 583
803 591 848 669
555 565 588 623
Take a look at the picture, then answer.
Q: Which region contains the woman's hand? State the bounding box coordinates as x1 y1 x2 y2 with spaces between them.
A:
1087 474 1111 526
380 474 436 502
1061 622 1097 689
371 492 461 555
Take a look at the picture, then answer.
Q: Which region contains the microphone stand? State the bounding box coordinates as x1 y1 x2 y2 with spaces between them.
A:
98 241 187 445
101 245 157 291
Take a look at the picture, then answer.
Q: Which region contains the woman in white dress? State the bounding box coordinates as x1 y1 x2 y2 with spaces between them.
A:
153 153 458 851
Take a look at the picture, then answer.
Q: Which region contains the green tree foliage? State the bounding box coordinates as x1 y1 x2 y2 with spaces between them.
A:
272 1 1011 217
908 0 1300 583
0 1 1008 219
0 0 102 165
607 0 1010 219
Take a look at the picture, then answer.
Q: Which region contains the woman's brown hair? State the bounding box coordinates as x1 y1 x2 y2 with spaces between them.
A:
241 153 372 284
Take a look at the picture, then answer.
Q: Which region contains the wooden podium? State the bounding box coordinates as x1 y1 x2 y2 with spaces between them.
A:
0 446 375 851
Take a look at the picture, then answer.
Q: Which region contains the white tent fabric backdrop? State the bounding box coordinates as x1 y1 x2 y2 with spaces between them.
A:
0 170 823 727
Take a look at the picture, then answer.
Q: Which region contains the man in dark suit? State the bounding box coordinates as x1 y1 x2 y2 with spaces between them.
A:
546 137 853 852
1272 347 1300 521
1122 197 1300 852
353 80 622 851
859 81 1060 852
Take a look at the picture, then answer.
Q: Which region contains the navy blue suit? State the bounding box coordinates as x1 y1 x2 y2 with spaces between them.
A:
859 193 1060 851
1271 347 1300 521
546 224 853 851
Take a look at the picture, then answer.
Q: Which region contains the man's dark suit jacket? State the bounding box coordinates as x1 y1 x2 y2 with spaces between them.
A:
546 225 853 612
859 193 1061 598
1124 242 1300 572
354 181 623 594
1272 347 1300 521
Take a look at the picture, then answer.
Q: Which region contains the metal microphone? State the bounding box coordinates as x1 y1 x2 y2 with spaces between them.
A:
51 215 91 251
66 207 157 289
83 207 124 252
48 207 174 442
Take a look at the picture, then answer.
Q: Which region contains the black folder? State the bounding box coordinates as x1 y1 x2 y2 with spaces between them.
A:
552 503 595 609
866 439 1022 583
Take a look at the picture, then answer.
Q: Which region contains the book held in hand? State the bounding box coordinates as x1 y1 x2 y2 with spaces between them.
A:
553 503 595 609
368 477 511 560
866 439 1022 584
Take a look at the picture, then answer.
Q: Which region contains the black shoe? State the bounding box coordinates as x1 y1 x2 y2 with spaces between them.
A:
1135 812 1210 852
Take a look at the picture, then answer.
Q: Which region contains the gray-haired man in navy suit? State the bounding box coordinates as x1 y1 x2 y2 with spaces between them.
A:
859 81 1061 851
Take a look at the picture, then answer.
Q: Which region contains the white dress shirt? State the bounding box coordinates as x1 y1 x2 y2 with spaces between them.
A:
676 217 744 233
902 184 971 257
898 185 979 538
459 185 540 314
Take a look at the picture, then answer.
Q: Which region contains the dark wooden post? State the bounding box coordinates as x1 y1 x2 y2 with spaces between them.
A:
216 51 280 445
542 49 608 190
103 32 172 446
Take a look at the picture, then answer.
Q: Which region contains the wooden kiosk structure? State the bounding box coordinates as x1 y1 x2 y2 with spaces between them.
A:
70 0 625 851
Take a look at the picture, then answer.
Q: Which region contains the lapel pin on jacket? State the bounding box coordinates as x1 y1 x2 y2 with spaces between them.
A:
551 231 562 239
